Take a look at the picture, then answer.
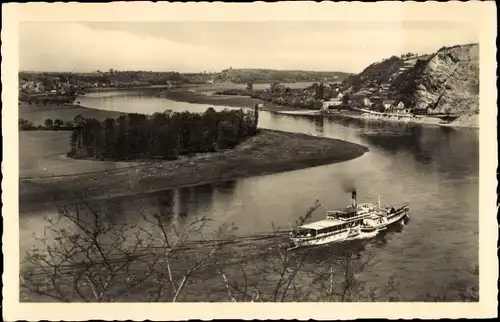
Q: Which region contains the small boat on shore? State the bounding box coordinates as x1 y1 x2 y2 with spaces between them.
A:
289 191 410 249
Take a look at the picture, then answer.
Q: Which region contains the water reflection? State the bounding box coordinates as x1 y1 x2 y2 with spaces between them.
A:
302 239 368 264
358 125 478 178
99 198 126 224
177 184 216 218
313 116 324 136
213 180 238 195
50 181 236 238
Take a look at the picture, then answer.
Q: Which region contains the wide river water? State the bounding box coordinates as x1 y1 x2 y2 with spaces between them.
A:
21 89 479 300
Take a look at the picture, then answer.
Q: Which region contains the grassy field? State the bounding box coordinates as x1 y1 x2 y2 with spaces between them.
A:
19 102 125 125
20 129 368 212
19 131 146 178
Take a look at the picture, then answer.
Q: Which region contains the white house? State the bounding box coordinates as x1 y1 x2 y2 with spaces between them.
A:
33 83 43 93
383 99 396 110
330 100 343 106
322 98 342 110
363 98 371 107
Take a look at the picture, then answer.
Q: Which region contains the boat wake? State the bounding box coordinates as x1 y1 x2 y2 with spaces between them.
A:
346 230 380 241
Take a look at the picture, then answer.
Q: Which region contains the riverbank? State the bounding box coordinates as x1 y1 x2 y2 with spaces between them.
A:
160 87 299 112
334 110 479 128
271 108 479 128
19 129 368 212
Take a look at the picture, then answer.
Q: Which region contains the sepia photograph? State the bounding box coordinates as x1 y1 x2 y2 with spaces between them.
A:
2 1 497 320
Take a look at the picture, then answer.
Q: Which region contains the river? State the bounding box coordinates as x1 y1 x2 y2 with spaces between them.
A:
20 89 479 301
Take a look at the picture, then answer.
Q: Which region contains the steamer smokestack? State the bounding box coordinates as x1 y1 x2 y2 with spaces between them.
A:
351 190 357 207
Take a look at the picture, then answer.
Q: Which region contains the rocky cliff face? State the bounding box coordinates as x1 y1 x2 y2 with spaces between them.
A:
343 44 479 117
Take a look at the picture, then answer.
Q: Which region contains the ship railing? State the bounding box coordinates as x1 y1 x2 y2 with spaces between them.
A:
337 213 372 222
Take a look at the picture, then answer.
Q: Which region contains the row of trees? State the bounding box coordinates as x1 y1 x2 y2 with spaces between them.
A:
19 118 74 131
69 107 259 161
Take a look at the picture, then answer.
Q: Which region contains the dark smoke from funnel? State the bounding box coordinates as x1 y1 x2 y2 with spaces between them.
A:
341 178 356 194
341 178 357 207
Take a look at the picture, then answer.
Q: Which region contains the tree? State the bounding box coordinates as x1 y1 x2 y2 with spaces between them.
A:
270 82 282 93
19 119 35 131
54 119 64 129
44 119 53 129
21 199 232 302
253 104 259 134
315 82 324 100
102 118 117 159
74 114 85 127
69 109 258 161
342 93 350 105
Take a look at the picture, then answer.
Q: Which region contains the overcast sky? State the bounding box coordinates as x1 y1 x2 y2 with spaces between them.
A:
19 21 478 74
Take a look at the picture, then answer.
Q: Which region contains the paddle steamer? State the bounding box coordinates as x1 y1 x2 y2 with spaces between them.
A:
289 191 409 248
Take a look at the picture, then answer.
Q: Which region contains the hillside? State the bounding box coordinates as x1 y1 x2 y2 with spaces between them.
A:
19 71 204 89
217 68 351 84
342 44 479 117
19 69 351 91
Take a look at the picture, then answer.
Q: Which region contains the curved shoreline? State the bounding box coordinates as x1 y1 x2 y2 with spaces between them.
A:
19 129 369 212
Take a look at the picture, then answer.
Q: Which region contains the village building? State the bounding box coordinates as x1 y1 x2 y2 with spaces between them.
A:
33 83 45 93
383 99 396 110
322 99 343 110
322 92 345 110
21 81 36 92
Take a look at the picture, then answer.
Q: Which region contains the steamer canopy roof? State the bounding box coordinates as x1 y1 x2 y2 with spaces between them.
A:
299 219 344 230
